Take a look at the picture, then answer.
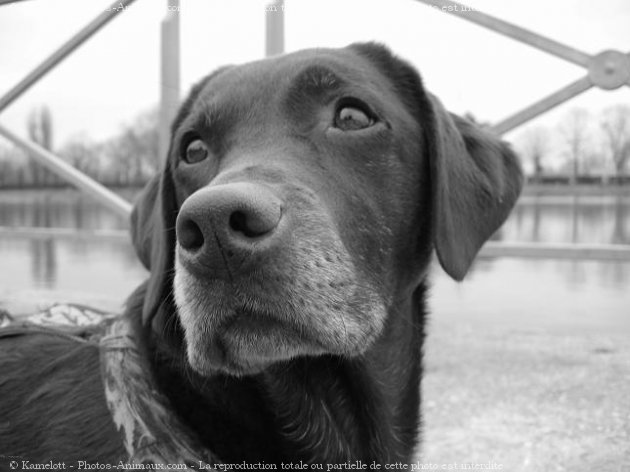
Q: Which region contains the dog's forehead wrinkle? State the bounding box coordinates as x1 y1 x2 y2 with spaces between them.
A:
199 100 225 128
205 50 383 102
189 82 275 139
290 64 346 92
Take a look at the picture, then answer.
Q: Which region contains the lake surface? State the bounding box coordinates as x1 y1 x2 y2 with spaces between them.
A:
0 189 628 333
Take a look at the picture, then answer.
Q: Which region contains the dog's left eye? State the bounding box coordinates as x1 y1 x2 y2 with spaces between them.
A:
334 100 375 131
183 139 209 164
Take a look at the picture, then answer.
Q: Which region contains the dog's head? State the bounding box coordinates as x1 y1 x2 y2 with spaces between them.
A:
131 43 523 376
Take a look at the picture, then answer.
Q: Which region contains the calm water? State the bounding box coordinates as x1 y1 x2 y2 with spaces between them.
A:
0 190 628 332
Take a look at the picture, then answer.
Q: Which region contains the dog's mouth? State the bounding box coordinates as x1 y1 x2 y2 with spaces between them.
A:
174 280 383 377
173 246 388 377
200 308 325 375
183 306 326 376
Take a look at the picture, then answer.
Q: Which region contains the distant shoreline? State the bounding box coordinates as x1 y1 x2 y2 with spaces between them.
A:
0 184 629 198
522 184 630 197
0 186 144 202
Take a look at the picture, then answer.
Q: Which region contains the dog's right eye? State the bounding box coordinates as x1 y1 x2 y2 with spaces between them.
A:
182 138 209 164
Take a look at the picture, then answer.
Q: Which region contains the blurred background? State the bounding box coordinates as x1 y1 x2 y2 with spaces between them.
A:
0 0 628 470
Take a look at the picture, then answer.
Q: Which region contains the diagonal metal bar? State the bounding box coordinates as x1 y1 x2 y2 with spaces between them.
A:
415 0 592 68
0 0 33 5
0 0 137 113
0 123 132 218
491 75 594 135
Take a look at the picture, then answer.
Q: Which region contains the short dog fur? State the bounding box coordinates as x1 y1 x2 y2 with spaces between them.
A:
0 43 523 464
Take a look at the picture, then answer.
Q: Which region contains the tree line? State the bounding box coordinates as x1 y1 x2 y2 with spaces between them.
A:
0 104 629 189
0 106 160 188
516 105 630 184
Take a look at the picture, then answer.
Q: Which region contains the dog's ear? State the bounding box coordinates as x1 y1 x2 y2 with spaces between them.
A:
130 174 161 271
130 164 177 331
348 42 523 280
426 95 523 280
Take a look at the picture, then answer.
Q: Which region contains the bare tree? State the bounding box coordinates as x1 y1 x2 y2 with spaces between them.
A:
59 134 101 180
105 108 159 185
0 145 14 186
519 126 549 181
601 105 630 179
135 107 160 173
581 148 606 176
560 108 590 185
27 105 57 186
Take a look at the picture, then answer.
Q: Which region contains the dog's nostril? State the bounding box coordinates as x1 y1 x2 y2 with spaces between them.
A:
229 210 272 238
229 211 248 234
178 218 204 251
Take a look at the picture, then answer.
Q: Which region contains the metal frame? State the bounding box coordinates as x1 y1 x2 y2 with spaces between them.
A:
0 0 138 217
0 0 629 260
0 0 137 113
415 0 630 135
159 0 180 161
0 123 132 217
266 0 285 57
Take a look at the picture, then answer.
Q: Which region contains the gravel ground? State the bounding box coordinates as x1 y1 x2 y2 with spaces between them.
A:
420 319 630 471
3 291 629 470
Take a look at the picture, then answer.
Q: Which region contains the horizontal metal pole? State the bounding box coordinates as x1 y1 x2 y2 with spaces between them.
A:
1 225 628 262
491 75 593 135
0 227 129 241
415 0 592 68
480 242 630 261
0 123 132 218
0 0 137 113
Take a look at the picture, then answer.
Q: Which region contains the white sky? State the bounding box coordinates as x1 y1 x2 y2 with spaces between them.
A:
0 0 629 167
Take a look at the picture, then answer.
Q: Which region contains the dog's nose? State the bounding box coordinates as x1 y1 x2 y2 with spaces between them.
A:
176 183 282 276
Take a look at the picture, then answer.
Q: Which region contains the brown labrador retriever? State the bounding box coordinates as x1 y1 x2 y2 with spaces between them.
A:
0 42 522 465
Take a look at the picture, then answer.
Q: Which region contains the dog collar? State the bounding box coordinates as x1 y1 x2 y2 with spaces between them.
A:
1 304 220 466
100 317 219 465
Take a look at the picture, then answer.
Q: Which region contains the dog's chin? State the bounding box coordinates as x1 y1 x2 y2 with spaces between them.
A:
173 257 389 377
186 348 274 377
182 311 327 377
